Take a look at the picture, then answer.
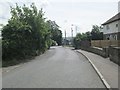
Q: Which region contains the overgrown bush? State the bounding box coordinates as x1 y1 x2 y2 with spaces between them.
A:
2 3 62 66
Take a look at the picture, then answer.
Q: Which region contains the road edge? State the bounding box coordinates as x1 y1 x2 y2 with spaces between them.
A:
76 50 112 90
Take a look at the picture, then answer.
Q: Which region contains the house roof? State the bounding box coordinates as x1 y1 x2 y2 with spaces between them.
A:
102 12 120 25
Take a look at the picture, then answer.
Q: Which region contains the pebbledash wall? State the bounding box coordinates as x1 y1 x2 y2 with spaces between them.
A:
103 20 120 40
118 1 120 40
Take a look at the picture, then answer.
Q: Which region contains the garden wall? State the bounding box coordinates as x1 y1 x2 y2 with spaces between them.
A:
109 46 120 65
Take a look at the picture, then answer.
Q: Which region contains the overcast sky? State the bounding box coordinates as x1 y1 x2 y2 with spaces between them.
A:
0 0 119 37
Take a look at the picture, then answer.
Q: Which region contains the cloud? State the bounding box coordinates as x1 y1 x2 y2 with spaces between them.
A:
0 0 50 25
118 1 120 12
49 0 119 3
0 0 119 36
0 0 50 9
0 2 11 25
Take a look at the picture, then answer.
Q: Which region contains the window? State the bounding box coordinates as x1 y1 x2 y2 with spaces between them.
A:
106 25 110 30
116 24 118 27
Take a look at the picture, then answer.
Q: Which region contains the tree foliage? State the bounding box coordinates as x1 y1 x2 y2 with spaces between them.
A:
46 20 62 46
2 3 62 62
73 33 82 49
73 25 103 49
91 25 103 40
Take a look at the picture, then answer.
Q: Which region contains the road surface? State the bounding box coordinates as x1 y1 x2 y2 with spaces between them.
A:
3 46 105 88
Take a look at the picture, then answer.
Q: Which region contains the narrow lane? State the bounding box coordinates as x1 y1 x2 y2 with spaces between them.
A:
3 46 105 88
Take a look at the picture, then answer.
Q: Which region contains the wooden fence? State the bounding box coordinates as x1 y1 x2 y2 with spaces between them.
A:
91 40 120 48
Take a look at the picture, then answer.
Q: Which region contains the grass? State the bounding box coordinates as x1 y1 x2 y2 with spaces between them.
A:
2 56 35 67
2 49 47 67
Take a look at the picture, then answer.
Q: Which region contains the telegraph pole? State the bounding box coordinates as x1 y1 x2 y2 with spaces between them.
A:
71 28 73 39
71 24 74 45
71 24 73 38
65 30 66 45
64 20 67 46
75 26 77 35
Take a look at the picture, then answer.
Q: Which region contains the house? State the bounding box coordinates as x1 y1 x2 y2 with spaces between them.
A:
62 37 73 45
102 12 120 40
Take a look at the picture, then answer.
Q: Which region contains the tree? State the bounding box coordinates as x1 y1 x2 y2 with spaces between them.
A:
2 3 59 64
73 25 103 49
73 33 82 49
46 20 62 46
91 25 103 40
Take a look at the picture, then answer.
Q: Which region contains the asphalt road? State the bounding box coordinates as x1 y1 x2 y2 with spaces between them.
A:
3 46 105 88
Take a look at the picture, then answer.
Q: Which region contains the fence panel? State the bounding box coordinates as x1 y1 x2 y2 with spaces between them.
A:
91 40 120 48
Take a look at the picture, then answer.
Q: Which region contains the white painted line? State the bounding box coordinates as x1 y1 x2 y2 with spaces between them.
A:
76 50 112 90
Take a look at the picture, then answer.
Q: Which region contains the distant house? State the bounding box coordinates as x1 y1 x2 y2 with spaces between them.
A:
62 37 73 45
102 12 120 40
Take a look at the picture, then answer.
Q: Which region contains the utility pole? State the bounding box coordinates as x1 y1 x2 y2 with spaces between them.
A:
71 24 73 38
71 28 73 38
64 20 67 46
65 30 66 45
71 24 74 45
75 26 77 35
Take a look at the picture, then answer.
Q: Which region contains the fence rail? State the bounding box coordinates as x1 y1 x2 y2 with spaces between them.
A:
91 40 120 48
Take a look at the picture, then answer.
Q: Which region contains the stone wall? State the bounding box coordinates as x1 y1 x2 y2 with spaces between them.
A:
80 46 120 65
109 46 120 65
80 46 108 58
79 40 120 65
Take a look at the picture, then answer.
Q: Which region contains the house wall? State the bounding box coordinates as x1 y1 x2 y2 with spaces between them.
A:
118 19 120 40
103 20 119 34
118 32 120 40
103 20 120 40
103 33 118 40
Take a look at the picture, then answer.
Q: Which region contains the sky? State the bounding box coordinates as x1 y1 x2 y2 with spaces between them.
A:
0 0 119 37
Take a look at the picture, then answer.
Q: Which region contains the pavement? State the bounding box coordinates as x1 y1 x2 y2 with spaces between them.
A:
2 46 105 88
77 49 119 89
